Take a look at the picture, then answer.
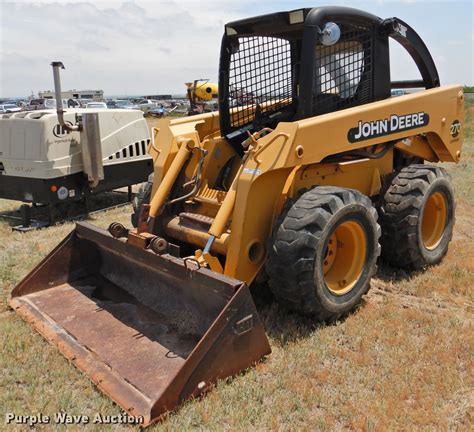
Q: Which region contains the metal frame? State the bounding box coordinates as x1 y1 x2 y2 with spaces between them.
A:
0 190 133 232
219 6 440 149
0 158 152 205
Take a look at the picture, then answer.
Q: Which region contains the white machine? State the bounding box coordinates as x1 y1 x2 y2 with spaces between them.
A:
0 108 152 205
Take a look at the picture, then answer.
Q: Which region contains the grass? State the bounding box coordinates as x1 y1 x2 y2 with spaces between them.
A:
1 104 473 431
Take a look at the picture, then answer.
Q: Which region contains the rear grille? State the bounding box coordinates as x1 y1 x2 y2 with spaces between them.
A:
108 139 150 160
313 24 373 115
228 36 293 129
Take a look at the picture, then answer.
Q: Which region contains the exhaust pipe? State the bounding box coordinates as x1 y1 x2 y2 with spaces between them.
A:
51 61 104 188
51 61 80 132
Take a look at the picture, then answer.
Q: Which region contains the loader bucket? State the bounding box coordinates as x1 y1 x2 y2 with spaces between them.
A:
9 222 271 427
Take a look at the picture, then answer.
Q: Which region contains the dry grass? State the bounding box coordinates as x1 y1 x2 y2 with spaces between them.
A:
1 104 473 430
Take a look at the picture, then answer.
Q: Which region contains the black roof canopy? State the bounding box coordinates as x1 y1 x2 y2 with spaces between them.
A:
219 7 440 149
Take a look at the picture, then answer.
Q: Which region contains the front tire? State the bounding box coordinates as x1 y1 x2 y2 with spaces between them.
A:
266 186 381 321
379 164 455 269
131 173 154 228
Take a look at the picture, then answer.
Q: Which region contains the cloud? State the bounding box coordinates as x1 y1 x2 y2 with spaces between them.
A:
0 0 472 98
0 1 245 97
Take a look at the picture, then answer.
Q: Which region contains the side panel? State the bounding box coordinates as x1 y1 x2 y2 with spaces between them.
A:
290 152 393 198
223 85 463 283
224 167 293 283
0 109 151 179
0 158 152 204
280 85 463 166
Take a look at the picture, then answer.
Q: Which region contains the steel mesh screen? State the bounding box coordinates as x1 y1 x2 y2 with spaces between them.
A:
228 36 293 128
314 25 373 115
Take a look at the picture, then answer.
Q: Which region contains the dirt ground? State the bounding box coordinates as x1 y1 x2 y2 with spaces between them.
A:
0 104 472 431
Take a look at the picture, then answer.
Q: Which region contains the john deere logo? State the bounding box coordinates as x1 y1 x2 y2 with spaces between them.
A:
348 112 429 143
53 121 73 138
450 120 461 138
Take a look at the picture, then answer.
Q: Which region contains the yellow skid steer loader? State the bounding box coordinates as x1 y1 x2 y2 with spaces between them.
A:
10 7 464 426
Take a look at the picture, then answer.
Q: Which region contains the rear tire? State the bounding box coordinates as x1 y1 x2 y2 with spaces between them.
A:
266 186 381 321
131 174 154 228
379 164 455 270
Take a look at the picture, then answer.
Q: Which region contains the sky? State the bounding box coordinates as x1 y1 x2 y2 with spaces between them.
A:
0 0 473 98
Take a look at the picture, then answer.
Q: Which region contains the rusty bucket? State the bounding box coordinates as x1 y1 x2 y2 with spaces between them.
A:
9 222 270 427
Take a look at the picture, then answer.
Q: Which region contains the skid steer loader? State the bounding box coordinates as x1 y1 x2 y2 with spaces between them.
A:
10 7 464 426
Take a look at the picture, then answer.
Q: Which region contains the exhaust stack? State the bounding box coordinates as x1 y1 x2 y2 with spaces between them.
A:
51 61 79 132
51 61 104 188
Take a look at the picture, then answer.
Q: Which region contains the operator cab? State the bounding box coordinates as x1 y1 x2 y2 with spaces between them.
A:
218 6 439 151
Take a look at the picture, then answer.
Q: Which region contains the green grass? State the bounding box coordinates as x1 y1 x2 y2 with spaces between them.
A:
1 104 473 431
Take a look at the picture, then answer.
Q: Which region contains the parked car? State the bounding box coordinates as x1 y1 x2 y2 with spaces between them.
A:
148 106 167 117
136 99 159 113
27 98 68 110
17 100 29 109
78 99 93 108
0 103 22 113
27 98 49 110
106 99 140 110
67 99 81 108
86 102 107 109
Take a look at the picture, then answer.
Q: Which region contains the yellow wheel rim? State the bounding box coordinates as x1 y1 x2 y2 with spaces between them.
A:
323 220 367 296
421 191 447 250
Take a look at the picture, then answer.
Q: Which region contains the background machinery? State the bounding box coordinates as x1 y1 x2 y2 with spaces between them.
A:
0 63 152 228
185 79 218 115
10 7 463 426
